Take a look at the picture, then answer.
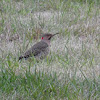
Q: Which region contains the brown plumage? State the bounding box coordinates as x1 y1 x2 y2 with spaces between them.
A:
19 33 59 60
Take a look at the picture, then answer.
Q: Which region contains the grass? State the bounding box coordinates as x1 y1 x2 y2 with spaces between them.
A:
0 0 100 99
0 57 99 99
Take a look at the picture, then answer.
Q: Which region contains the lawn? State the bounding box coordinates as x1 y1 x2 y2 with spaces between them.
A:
0 0 100 100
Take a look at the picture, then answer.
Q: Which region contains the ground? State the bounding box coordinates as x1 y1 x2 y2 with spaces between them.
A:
0 0 100 100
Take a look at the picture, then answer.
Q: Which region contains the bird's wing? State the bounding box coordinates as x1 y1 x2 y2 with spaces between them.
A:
24 41 48 58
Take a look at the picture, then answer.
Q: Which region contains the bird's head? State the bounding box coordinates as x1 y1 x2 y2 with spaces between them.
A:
41 33 59 40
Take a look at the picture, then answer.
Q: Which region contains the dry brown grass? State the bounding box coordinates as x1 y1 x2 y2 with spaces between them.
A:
0 0 100 79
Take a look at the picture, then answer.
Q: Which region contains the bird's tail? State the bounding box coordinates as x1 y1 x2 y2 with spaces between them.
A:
19 56 24 60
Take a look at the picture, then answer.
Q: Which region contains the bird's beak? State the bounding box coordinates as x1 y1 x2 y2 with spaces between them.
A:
48 33 59 40
52 33 59 37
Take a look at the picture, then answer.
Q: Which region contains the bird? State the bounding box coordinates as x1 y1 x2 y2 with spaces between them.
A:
19 33 59 60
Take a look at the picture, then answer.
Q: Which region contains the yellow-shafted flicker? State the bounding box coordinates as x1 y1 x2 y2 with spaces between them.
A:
19 33 59 60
